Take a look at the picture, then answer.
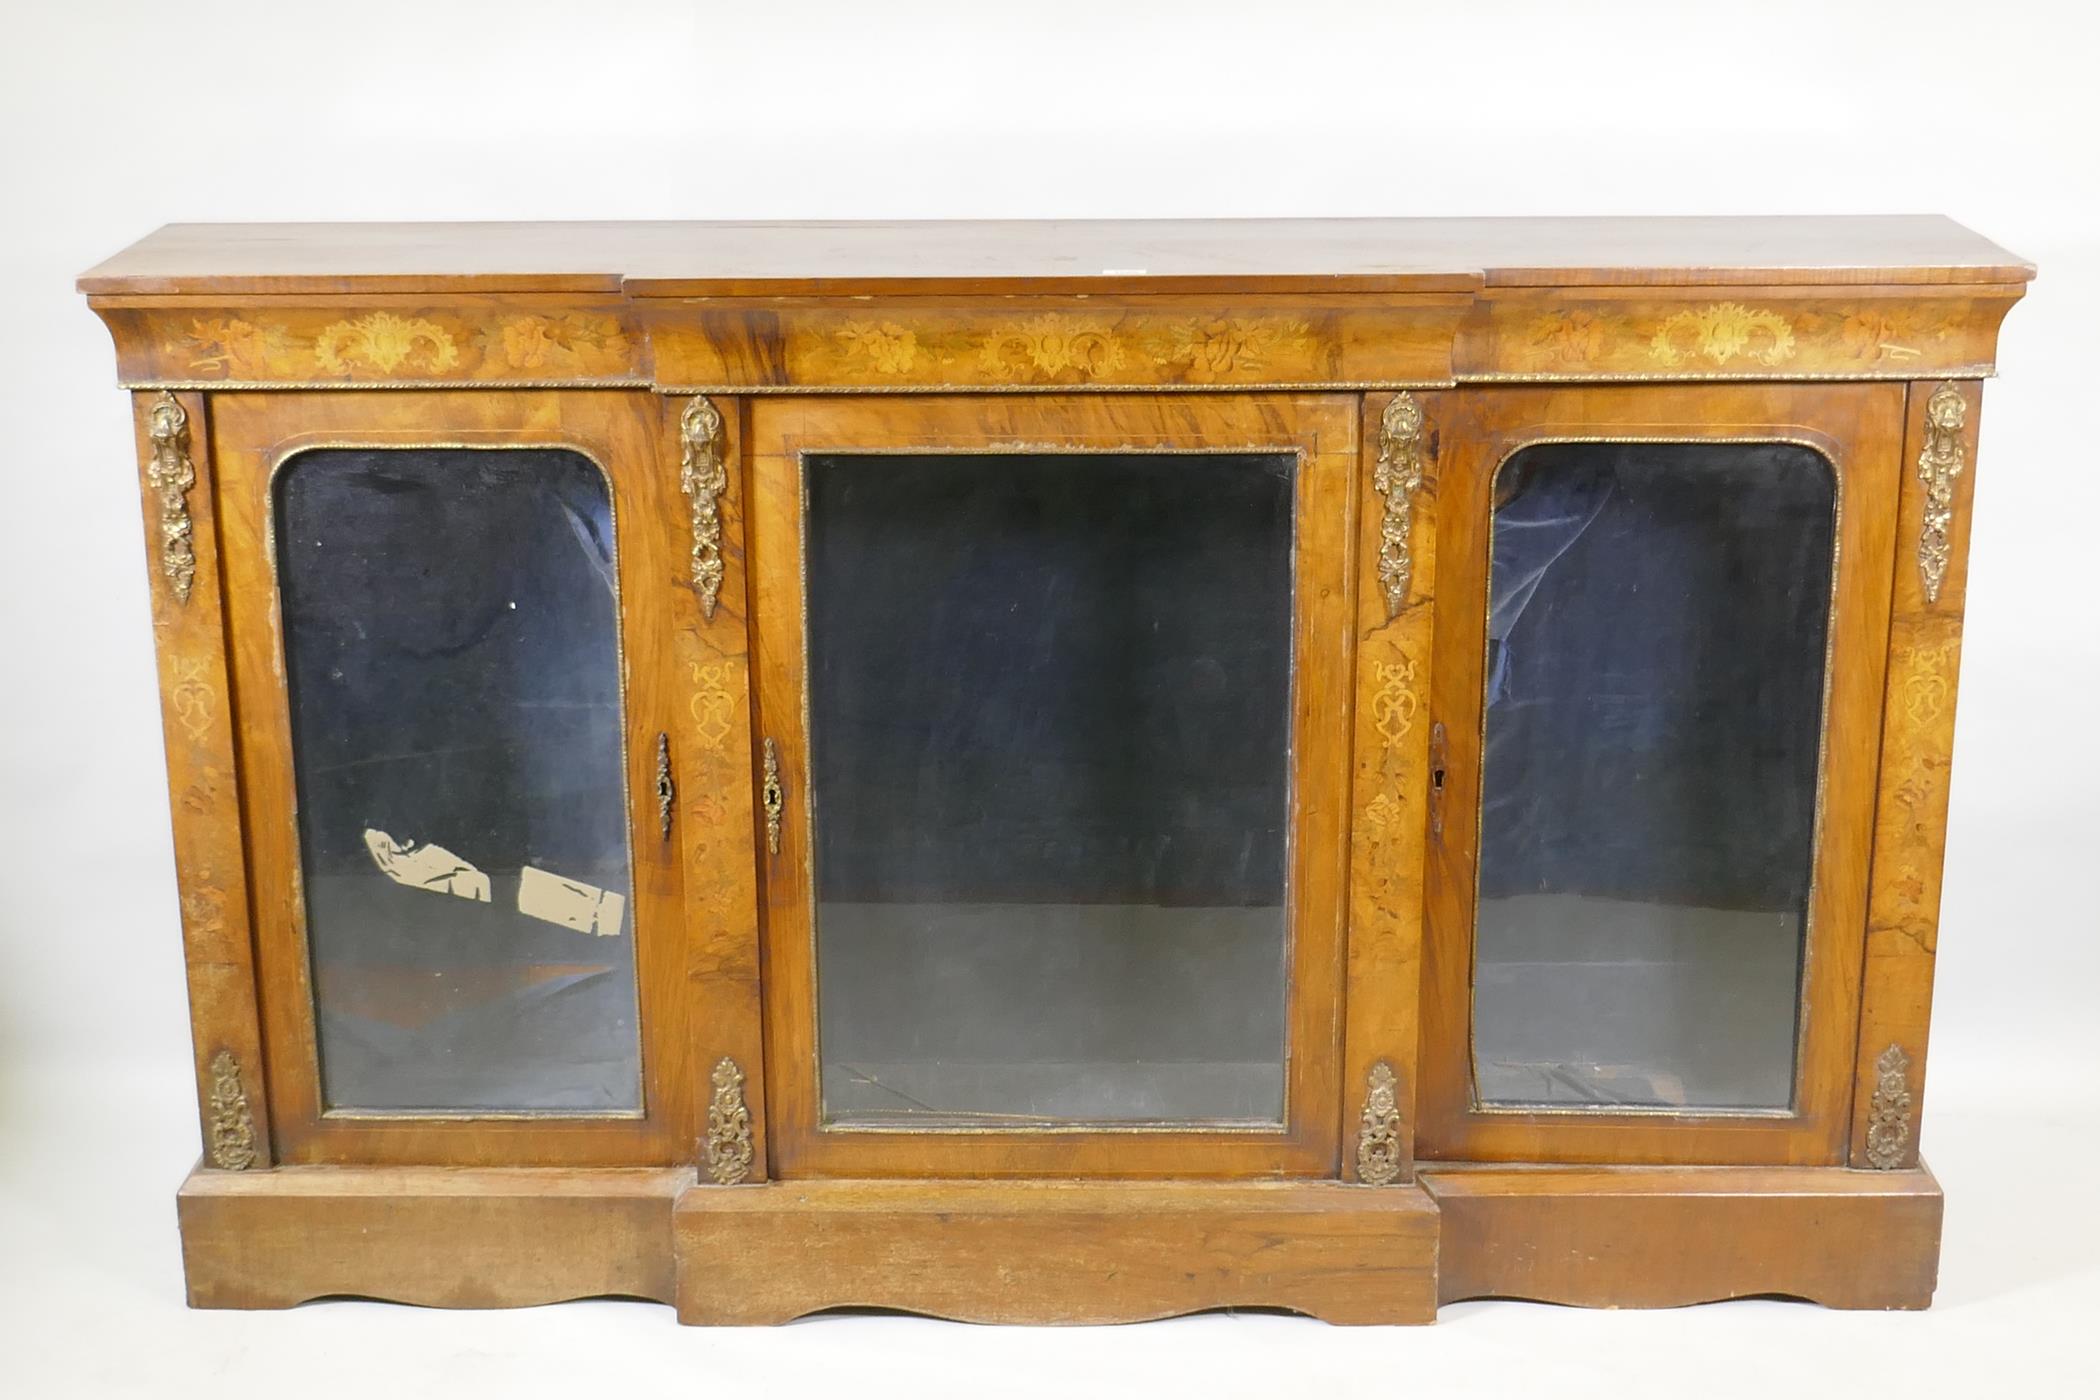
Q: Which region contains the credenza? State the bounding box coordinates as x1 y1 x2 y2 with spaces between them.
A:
79 216 2031 1322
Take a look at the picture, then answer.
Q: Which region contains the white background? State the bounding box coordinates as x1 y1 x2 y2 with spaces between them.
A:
1 1 2094 1394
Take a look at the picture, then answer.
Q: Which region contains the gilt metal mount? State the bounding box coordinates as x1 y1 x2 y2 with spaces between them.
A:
705 1056 755 1184
1916 383 1967 604
1373 393 1427 619
146 391 198 604
680 395 728 618
1356 1061 1404 1186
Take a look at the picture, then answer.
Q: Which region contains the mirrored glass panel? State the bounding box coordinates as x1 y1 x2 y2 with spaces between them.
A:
1472 441 1835 1110
275 448 641 1113
806 452 1294 1126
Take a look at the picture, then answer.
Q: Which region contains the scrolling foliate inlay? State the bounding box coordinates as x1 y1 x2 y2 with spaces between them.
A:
705 1057 756 1185
1916 382 1969 604
1648 302 1797 368
1479 296 2001 379
206 1049 257 1170
1373 394 1427 619
680 396 728 618
131 307 643 384
1356 1061 1404 1186
145 392 197 603
804 311 1321 386
1864 1043 1916 1169
313 313 459 376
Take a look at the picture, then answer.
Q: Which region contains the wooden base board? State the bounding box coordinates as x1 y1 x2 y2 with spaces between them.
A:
174 1162 1944 1319
672 1178 1441 1324
1423 1162 1943 1310
178 1163 688 1309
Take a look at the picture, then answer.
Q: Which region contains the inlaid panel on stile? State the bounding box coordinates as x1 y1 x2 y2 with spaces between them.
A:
80 216 2029 1325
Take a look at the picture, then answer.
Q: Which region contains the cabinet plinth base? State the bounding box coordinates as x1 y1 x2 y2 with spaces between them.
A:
1424 1162 1943 1310
172 1162 1944 1319
177 1163 688 1309
672 1178 1441 1325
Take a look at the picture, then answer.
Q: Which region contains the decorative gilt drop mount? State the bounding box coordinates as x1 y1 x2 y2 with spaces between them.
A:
1864 1043 1915 1170
680 395 728 618
146 391 197 603
1916 382 1968 604
1356 1061 1404 1186
1373 393 1427 620
206 1048 257 1170
705 1056 755 1185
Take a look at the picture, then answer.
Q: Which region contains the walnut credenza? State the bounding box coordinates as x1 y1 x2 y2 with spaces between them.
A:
81 217 2030 1324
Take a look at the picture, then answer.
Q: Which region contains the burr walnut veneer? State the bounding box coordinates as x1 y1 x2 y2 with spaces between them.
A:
82 217 2029 1324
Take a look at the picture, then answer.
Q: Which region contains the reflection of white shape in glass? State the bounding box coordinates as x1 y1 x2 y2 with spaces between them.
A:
362 828 491 903
518 865 626 937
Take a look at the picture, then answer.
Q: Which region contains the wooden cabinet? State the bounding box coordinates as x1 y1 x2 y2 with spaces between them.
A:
81 217 2030 1323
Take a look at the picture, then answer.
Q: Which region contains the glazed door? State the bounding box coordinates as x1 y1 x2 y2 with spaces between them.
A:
1418 384 1904 1165
213 390 696 1165
749 395 1355 1177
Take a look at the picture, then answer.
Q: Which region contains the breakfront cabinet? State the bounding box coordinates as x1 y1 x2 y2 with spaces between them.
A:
81 218 2030 1324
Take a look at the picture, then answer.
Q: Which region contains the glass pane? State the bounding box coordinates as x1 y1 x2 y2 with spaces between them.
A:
806 452 1294 1125
276 448 641 1113
1472 441 1835 1110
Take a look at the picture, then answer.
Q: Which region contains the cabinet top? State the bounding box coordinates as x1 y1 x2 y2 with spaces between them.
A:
78 216 2033 297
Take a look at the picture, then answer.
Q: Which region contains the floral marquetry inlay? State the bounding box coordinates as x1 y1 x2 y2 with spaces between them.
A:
800 310 1324 387
1648 302 1797 367
314 313 460 376
147 307 645 384
1479 295 1999 379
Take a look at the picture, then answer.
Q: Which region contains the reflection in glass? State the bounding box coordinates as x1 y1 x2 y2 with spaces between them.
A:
806 452 1295 1125
276 448 640 1113
1472 441 1835 1110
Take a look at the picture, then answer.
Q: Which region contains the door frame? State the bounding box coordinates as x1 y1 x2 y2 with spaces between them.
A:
1416 382 1905 1166
746 393 1357 1178
212 389 697 1166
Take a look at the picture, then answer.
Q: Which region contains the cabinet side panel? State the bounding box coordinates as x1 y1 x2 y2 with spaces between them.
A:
1341 392 1439 1181
131 389 273 1169
1850 381 1983 1169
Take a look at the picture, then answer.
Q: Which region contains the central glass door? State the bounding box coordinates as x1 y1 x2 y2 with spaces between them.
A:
806 450 1294 1127
751 396 1354 1177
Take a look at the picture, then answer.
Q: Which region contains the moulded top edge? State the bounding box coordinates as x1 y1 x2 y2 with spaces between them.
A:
75 217 2036 299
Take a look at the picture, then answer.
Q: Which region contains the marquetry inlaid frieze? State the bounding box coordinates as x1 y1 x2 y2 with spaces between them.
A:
95 289 2020 390
648 300 1468 390
1454 290 2019 381
99 304 647 386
